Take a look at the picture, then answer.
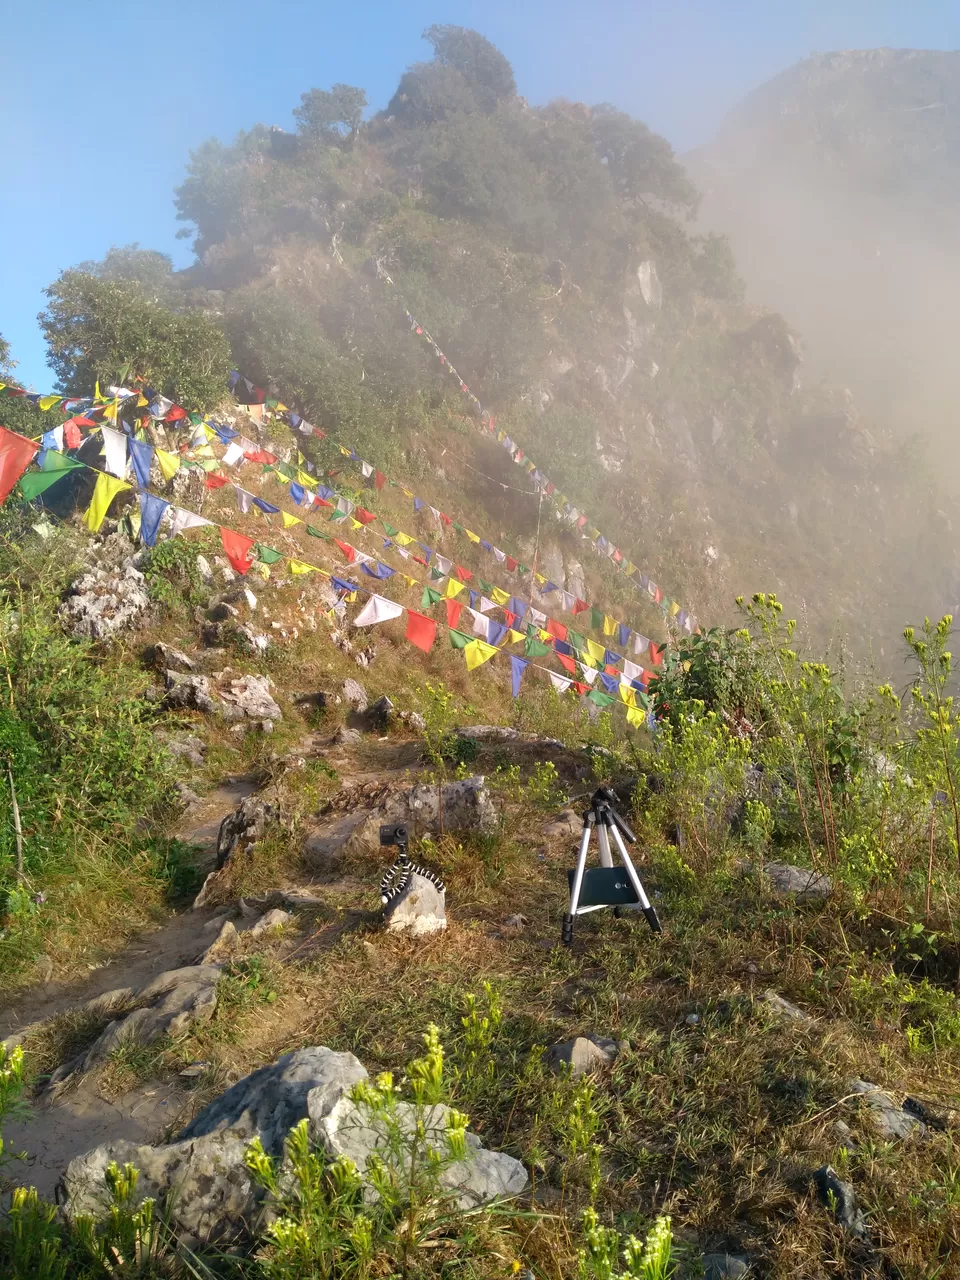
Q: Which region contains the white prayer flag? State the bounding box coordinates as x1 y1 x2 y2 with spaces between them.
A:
101 425 128 479
478 596 496 614
622 659 643 682
170 508 213 537
236 488 254 514
633 634 650 656
435 553 452 575
353 594 404 627
361 462 374 479
549 673 572 694
222 442 245 467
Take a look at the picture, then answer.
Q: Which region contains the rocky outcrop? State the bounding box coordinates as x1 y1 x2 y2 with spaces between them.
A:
161 671 219 714
60 1044 526 1248
218 674 282 721
59 564 151 641
343 777 497 853
47 966 223 1097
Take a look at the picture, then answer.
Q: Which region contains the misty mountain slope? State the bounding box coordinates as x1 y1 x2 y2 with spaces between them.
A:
48 31 960 647
691 48 960 456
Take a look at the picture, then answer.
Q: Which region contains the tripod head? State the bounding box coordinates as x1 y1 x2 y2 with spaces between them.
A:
589 786 636 844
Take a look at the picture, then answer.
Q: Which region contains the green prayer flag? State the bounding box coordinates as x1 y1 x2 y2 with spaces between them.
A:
40 451 83 473
329 510 348 522
568 629 585 650
421 586 443 608
306 525 330 540
255 544 284 564
430 566 445 581
452 522 464 533
19 470 69 501
448 628 472 650
525 636 551 658
188 411 203 425
586 689 615 708
517 563 529 574
274 462 296 480
589 607 604 631
381 522 399 537
478 580 493 593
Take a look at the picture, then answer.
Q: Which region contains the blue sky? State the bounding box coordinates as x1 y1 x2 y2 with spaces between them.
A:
4 0 960 387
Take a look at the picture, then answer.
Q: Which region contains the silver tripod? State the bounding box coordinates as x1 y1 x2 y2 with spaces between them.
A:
562 786 662 945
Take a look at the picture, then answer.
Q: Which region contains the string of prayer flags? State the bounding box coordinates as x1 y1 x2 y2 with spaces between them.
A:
84 472 130 533
139 493 169 547
354 593 404 627
405 609 437 653
220 527 255 575
0 426 40 503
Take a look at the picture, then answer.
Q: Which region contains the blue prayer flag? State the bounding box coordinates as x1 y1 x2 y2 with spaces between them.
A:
600 674 619 695
290 482 305 505
508 596 528 620
253 498 280 514
139 492 168 547
129 438 153 489
617 624 631 648
488 620 508 647
510 655 528 698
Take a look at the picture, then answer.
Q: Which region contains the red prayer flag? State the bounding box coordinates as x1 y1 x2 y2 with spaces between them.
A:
613 548 623 563
333 539 356 563
455 564 472 582
504 611 517 629
505 556 518 572
63 421 83 448
650 643 664 666
0 426 39 504
573 682 587 695
405 609 437 653
576 515 588 529
354 508 377 525
604 663 619 675
374 471 385 491
220 527 254 575
165 405 187 422
573 598 590 614
243 448 277 464
205 472 229 489
445 599 463 629
546 619 567 641
557 654 577 675
438 512 453 527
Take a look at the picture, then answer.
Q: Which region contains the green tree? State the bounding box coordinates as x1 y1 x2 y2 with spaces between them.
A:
423 24 516 110
295 84 367 142
39 264 231 408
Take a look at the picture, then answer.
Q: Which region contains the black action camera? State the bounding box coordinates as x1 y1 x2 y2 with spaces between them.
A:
379 823 409 849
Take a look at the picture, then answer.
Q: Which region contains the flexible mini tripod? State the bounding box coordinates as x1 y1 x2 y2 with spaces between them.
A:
562 786 662 945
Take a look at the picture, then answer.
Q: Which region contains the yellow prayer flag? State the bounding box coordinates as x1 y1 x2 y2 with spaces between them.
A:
38 394 61 411
155 448 180 481
538 629 551 643
464 639 498 671
84 473 130 533
288 559 316 575
192 443 215 459
535 573 546 585
507 629 525 645
403 575 418 588
464 529 480 544
619 684 637 708
296 470 317 488
137 393 149 407
345 590 358 603
276 402 288 412
395 532 414 546
100 400 118 422
339 446 352 457
401 488 414 498
586 638 605 664
587 527 601 540
669 601 681 616
623 561 637 577
444 577 466 599
349 518 363 530
203 425 217 441
603 615 617 637
281 512 303 529
626 706 645 728
94 379 103 403
491 586 510 606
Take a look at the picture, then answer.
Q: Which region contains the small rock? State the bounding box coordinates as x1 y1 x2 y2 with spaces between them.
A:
812 1164 868 1238
334 726 362 747
166 734 206 768
162 672 218 714
545 1035 622 1077
175 782 202 809
203 913 232 934
201 621 224 646
208 600 240 623
761 862 832 900
341 678 368 713
847 1078 925 1140
153 643 195 673
702 1254 751 1280
761 990 815 1026
685 1013 701 1026
218 674 282 721
504 914 528 930
366 695 394 730
383 873 446 937
200 920 239 963
248 908 291 936
242 588 257 611
35 954 55 984
179 1062 211 1078
542 810 581 839
833 1119 857 1153
234 624 270 654
401 710 426 732
196 555 214 583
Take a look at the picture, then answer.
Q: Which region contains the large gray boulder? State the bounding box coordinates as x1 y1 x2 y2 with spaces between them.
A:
219 674 282 721
315 1097 527 1208
47 967 222 1097
60 1044 527 1248
162 671 218 714
60 1047 367 1248
59 564 151 641
346 777 497 853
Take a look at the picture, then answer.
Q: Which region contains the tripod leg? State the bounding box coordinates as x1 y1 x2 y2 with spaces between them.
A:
608 824 662 935
596 822 613 868
563 822 593 946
